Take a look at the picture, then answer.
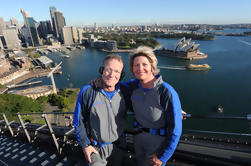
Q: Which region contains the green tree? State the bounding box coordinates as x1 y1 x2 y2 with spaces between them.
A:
0 94 43 120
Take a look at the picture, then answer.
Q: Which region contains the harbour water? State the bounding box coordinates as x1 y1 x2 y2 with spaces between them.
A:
33 29 251 138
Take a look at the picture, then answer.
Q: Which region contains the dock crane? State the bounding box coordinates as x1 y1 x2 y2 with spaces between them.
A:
47 61 62 94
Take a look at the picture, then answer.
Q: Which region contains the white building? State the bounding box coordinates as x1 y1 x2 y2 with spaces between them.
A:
62 26 74 45
77 28 83 43
37 56 53 68
88 34 97 47
0 17 6 35
10 17 19 27
71 26 78 43
2 29 21 50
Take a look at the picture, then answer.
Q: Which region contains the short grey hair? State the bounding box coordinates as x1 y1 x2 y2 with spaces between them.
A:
129 46 160 75
102 54 124 67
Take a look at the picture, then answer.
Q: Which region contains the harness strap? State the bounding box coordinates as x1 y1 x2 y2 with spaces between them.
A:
134 120 168 136
89 138 117 148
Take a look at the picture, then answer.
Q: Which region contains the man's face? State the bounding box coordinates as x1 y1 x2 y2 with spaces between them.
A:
102 59 123 90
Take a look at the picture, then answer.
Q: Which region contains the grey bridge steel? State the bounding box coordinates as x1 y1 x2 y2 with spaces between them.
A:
0 112 251 166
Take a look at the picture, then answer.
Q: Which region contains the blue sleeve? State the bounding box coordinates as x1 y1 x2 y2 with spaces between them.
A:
118 79 137 87
157 82 182 163
73 84 91 148
118 79 138 110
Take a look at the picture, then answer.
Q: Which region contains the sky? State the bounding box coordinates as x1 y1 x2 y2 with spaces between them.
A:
0 0 251 27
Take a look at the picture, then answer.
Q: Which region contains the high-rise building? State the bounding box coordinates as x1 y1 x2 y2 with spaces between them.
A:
21 26 32 46
20 9 29 27
77 28 83 43
54 11 66 43
20 9 41 47
88 34 97 47
50 6 66 43
94 22 98 32
49 6 57 38
71 26 78 43
62 26 74 45
10 18 19 27
27 17 41 46
2 29 21 50
38 20 53 39
0 17 6 35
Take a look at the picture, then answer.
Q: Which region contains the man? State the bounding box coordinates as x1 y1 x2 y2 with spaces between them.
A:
73 54 128 166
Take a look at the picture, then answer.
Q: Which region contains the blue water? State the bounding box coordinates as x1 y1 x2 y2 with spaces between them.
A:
26 34 251 137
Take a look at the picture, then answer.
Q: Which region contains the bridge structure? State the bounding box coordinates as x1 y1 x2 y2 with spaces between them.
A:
0 112 251 166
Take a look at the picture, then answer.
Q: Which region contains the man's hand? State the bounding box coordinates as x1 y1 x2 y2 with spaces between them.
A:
89 77 101 88
148 154 163 166
83 146 99 163
182 110 187 120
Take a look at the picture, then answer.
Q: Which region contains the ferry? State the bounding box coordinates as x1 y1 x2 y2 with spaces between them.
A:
62 54 70 59
187 64 211 70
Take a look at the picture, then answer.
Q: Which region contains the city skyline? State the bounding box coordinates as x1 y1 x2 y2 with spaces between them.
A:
0 0 251 27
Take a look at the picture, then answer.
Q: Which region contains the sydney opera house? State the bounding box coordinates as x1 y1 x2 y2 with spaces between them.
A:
154 37 208 60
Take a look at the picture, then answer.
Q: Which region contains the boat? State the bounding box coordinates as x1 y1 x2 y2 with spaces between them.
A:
217 105 224 113
187 64 211 70
62 54 70 59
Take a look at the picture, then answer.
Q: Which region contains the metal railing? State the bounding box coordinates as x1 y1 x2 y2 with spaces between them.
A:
0 112 250 155
0 112 75 154
182 113 251 137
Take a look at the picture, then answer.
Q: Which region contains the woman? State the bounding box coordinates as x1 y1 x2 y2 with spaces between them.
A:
129 46 182 166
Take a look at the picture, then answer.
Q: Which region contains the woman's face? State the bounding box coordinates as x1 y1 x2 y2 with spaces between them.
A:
133 56 153 81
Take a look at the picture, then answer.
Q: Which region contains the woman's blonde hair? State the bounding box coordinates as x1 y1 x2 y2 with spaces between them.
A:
129 46 160 75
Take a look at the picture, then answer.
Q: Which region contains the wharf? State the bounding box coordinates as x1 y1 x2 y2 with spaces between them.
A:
100 48 134 53
6 69 60 86
0 87 8 94
6 81 42 89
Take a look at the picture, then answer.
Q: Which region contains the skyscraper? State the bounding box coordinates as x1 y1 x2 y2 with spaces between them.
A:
50 6 66 43
77 28 83 43
71 26 78 43
20 9 41 47
10 18 19 27
0 17 6 35
38 20 53 39
49 6 57 38
2 29 21 50
62 26 74 45
27 17 41 46
20 9 29 27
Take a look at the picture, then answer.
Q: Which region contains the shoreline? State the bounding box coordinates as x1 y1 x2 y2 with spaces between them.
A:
99 48 134 53
0 69 61 94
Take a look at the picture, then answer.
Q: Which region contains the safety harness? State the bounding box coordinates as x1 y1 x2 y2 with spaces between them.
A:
83 86 122 148
134 120 168 136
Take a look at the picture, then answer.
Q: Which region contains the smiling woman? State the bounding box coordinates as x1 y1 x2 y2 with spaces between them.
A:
127 46 182 165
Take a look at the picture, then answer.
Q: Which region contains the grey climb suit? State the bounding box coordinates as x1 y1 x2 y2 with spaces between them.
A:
73 83 129 166
129 75 182 166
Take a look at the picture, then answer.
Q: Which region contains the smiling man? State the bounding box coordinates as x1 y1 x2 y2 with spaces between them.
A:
73 54 128 166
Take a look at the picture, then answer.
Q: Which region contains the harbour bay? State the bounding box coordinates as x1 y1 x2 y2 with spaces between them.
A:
36 30 251 138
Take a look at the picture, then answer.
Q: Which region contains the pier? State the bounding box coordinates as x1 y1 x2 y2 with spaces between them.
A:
6 81 42 89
